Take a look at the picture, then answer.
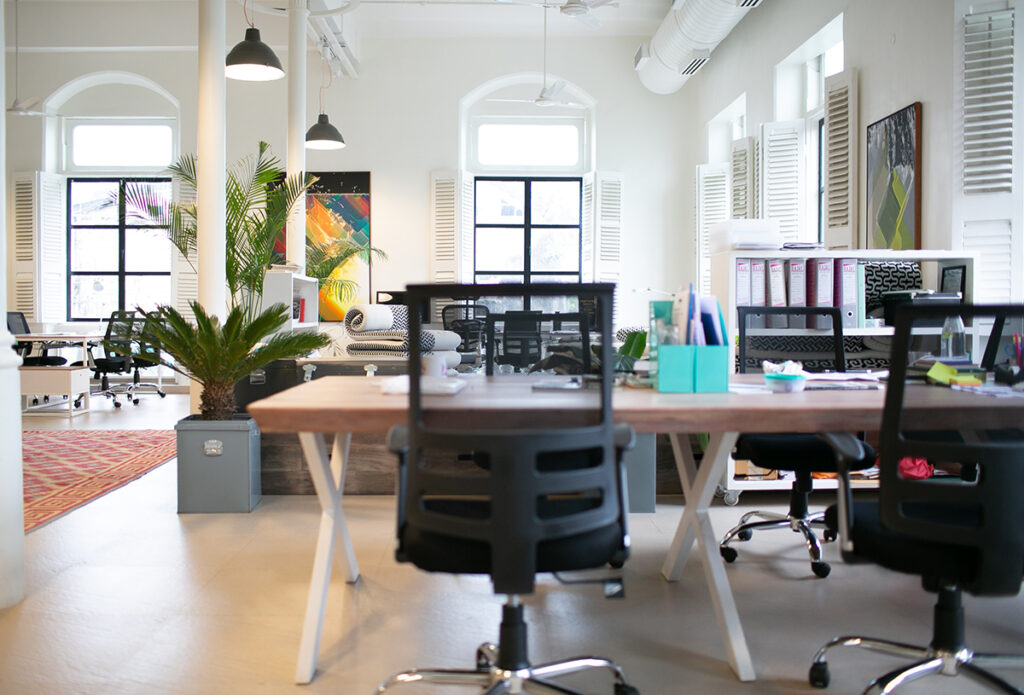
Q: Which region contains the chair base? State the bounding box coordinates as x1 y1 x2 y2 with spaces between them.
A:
809 587 1024 694
377 599 639 695
719 508 832 578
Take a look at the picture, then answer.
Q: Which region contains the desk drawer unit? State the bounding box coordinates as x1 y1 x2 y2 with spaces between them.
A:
19 366 91 417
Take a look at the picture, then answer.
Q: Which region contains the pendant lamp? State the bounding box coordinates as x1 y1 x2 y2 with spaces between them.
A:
305 53 346 150
225 0 284 81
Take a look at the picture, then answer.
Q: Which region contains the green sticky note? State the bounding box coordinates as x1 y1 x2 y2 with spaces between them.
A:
926 362 957 385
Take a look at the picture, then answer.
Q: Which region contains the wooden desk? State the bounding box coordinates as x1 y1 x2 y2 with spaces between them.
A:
247 374 1024 684
14 332 102 369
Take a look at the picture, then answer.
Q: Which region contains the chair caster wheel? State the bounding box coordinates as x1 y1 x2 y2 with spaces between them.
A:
43 395 50 403
824 529 837 542
614 683 640 695
114 401 122 409
720 546 738 563
31 398 39 406
132 398 140 405
159 392 167 398
737 528 753 542
809 661 830 688
609 558 625 569
722 491 740 506
811 561 831 578
475 642 497 670
74 399 83 409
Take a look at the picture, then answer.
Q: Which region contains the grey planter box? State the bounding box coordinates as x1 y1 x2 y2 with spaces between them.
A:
175 414 261 513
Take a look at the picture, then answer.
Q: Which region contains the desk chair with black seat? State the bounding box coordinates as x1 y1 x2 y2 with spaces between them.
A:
125 314 167 402
442 301 490 357
89 310 137 408
496 310 543 370
379 282 639 695
719 306 876 578
811 303 1024 694
6 311 67 366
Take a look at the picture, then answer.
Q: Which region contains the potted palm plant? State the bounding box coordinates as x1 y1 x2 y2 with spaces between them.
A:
122 142 330 512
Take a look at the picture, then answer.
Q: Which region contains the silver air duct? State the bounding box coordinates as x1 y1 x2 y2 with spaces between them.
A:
637 0 762 95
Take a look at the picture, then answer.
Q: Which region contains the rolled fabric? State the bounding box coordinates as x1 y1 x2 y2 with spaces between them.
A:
345 329 463 351
344 304 408 333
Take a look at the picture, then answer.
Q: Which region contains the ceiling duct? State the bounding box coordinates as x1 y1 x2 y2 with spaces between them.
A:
636 0 762 94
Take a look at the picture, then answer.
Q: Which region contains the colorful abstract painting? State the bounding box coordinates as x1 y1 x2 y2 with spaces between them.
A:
866 103 921 250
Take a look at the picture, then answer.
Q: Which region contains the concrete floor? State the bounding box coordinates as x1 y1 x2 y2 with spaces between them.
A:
3 394 1022 694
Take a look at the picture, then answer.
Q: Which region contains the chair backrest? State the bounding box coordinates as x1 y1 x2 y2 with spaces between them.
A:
879 303 1024 596
495 310 543 369
442 303 490 353
736 306 846 374
6 312 31 356
102 311 137 364
396 283 627 595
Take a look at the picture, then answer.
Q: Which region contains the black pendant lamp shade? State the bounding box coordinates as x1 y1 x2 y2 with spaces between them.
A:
225 27 285 81
305 114 346 150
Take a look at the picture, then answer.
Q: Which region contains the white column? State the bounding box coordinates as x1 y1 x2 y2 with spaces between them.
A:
0 0 28 608
197 0 227 318
286 0 309 272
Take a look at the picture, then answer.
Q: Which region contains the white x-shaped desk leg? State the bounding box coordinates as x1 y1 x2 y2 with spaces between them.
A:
294 431 360 684
660 431 755 682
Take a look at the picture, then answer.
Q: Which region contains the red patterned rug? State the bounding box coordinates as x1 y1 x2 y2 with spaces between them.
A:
22 430 177 532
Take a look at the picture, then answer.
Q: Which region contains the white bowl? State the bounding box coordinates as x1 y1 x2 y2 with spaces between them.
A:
764 374 807 393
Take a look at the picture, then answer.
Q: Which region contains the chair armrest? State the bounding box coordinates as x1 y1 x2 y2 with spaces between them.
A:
613 423 636 452
817 432 859 554
386 425 409 455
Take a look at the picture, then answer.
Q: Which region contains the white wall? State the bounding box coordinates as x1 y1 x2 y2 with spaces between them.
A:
4 4 690 329
680 0 956 252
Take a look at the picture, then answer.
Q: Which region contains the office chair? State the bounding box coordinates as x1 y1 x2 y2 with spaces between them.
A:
379 282 639 695
811 303 1024 694
442 301 489 355
496 310 543 370
90 311 137 408
127 314 167 402
719 306 876 578
6 311 67 366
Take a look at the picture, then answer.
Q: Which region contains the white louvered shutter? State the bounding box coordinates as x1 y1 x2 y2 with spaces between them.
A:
581 173 594 283
761 120 806 245
696 163 729 296
10 172 67 321
823 68 859 249
594 173 623 322
962 8 1015 194
172 183 198 316
730 137 755 219
952 2 1022 304
459 172 474 283
430 171 459 285
752 136 762 219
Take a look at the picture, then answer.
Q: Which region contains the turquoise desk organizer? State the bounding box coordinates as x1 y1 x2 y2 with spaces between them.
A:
650 300 729 393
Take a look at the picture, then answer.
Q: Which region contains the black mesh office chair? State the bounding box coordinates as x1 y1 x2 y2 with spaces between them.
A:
91 311 137 408
127 314 167 401
379 283 639 695
811 303 1024 694
6 311 67 366
496 310 543 370
442 301 489 355
719 306 876 578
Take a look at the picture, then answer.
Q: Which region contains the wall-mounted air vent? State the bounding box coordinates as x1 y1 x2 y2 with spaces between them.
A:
681 50 710 76
634 43 650 71
736 0 762 7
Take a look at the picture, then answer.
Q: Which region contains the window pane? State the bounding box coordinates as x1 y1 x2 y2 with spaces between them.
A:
72 124 173 168
71 275 118 319
476 180 524 225
71 228 119 272
125 275 172 313
530 181 580 225
126 228 172 272
475 283 525 315
530 292 579 315
530 228 580 272
477 124 580 167
476 227 524 271
70 181 119 225
125 181 172 225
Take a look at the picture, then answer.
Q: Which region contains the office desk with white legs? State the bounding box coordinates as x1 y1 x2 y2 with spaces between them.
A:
15 332 102 416
247 374 1024 684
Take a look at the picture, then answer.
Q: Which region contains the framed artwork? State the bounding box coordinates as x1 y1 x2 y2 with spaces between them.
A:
940 264 967 299
305 172 371 321
866 102 922 250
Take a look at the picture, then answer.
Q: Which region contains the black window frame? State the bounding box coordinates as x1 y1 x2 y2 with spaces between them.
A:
473 176 583 310
66 176 173 322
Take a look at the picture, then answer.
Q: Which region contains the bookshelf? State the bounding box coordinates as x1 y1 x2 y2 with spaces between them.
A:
263 268 319 334
709 248 978 499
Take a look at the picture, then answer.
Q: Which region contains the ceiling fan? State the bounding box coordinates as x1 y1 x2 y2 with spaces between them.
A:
487 9 588 110
7 0 47 116
498 0 616 28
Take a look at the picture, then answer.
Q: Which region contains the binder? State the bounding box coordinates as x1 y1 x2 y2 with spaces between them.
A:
735 258 751 311
766 259 788 328
835 258 858 328
856 262 867 329
785 258 807 329
748 259 767 329
807 258 834 329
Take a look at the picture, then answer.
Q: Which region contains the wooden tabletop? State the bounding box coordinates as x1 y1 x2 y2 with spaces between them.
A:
247 374 1024 436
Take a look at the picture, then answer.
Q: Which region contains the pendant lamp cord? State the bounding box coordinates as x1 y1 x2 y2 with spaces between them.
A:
542 7 548 90
318 48 333 114
13 0 20 100
243 0 254 28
